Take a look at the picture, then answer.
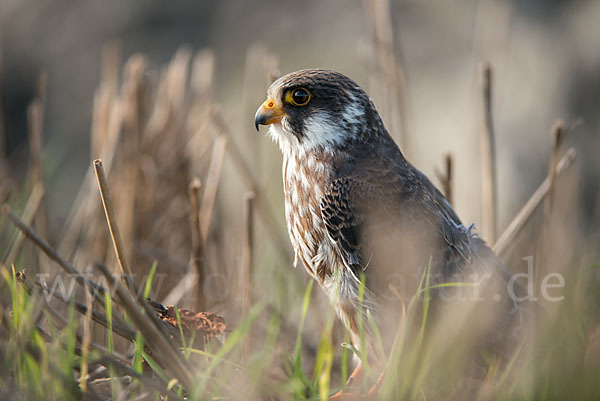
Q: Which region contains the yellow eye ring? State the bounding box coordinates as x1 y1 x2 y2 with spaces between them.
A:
286 88 311 106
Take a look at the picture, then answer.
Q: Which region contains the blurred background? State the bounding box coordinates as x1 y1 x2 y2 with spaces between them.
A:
1 0 600 399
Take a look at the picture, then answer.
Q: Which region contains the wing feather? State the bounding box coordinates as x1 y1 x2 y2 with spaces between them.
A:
320 178 363 271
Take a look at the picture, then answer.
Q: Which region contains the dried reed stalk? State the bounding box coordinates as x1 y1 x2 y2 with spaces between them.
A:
534 121 578 284
494 148 577 258
93 159 137 294
545 121 577 212
2 204 110 298
200 135 228 244
186 50 215 174
79 281 94 392
161 179 206 308
362 0 410 153
94 43 122 160
240 191 255 362
27 73 47 183
27 73 50 273
480 62 498 243
189 178 206 310
190 49 215 101
16 272 135 344
0 35 6 179
436 153 454 205
27 100 44 184
101 40 121 93
162 261 198 307
114 56 147 268
185 50 215 161
10 213 139 334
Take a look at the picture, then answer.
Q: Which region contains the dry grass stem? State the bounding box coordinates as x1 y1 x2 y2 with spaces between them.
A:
494 148 577 258
27 73 50 272
435 153 454 205
362 0 410 154
545 120 579 210
534 122 564 278
93 159 138 294
27 73 47 185
2 204 110 299
0 53 11 206
200 135 228 245
547 121 566 208
534 120 578 284
101 40 121 93
162 268 198 308
79 286 94 392
190 49 215 101
189 177 206 310
0 35 5 167
16 272 134 347
480 62 498 243
27 100 44 183
240 191 255 362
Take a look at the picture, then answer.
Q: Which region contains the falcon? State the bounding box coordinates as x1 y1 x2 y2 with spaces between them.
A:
254 69 528 396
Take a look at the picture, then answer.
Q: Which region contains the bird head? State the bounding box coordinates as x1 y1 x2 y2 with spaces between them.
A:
255 69 383 154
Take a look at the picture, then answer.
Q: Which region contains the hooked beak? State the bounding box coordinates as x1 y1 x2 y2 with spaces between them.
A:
254 97 284 131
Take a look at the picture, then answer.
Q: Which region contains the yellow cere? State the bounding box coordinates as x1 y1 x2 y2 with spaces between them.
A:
263 98 275 109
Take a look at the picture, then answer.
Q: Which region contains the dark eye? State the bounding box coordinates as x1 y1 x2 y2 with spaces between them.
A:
289 88 311 106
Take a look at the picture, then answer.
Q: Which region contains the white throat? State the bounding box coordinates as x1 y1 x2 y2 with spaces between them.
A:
268 109 359 159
